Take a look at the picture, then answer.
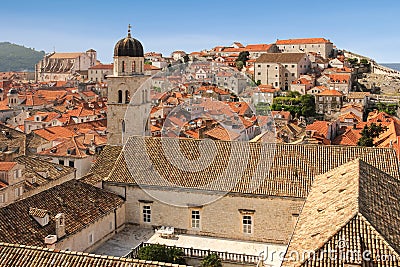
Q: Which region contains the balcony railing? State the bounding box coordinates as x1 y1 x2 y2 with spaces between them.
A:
125 242 261 264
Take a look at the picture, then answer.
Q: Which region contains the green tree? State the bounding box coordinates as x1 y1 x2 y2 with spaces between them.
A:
271 93 315 118
256 102 271 116
137 244 186 264
236 60 244 71
236 51 250 66
357 123 388 147
256 80 261 86
183 55 190 63
201 253 222 267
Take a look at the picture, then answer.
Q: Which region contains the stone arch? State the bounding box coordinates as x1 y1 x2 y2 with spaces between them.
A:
125 90 130 104
118 90 123 103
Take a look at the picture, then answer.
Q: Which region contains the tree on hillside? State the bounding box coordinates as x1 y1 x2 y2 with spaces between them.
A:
0 42 45 72
357 123 388 147
236 60 244 71
236 51 250 66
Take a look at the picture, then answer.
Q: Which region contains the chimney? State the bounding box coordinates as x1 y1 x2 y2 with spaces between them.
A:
44 234 57 249
55 213 66 239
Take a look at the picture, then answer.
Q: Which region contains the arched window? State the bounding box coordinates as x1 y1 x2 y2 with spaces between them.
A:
140 61 143 73
122 120 125 133
122 61 125 73
125 90 130 104
132 61 136 73
118 90 123 103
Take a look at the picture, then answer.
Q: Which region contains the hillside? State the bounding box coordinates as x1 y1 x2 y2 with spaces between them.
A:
0 42 45 72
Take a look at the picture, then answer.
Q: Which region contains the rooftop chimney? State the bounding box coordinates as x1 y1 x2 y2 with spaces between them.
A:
44 234 57 249
55 213 66 239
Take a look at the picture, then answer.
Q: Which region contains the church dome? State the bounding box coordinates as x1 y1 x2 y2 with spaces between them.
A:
114 26 144 57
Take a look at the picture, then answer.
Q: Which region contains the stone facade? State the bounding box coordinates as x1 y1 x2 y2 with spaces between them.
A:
35 50 97 82
254 53 311 90
104 184 304 245
276 38 334 59
56 203 126 252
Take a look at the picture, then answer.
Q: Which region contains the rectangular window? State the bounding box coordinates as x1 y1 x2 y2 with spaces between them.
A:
191 210 200 228
59 159 64 165
68 161 75 168
89 233 94 244
0 194 4 203
243 215 252 234
14 187 22 198
257 65 261 68
143 205 151 223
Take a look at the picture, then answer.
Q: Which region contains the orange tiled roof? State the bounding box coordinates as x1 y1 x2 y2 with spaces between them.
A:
317 89 343 96
144 64 161 71
204 125 240 141
338 112 362 123
33 126 76 141
276 38 331 45
245 44 272 51
0 162 17 171
329 73 350 83
306 121 330 137
25 112 60 122
49 52 84 59
88 64 113 70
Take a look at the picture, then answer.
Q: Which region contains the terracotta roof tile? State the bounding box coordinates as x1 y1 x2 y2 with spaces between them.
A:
102 137 400 198
283 159 400 266
0 242 184 267
276 38 331 45
316 89 343 96
0 180 124 247
0 162 17 171
255 53 307 63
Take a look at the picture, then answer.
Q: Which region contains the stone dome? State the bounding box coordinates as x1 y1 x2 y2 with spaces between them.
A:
114 31 144 57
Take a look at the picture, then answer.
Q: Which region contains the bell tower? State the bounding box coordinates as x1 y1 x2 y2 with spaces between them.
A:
107 26 151 145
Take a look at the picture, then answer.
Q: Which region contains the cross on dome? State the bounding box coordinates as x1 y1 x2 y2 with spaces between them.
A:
128 24 132 37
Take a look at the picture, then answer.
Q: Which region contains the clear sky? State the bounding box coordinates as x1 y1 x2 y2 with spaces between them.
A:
1 0 399 63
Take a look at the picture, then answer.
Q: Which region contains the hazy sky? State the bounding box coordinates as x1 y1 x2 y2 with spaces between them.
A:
1 0 399 63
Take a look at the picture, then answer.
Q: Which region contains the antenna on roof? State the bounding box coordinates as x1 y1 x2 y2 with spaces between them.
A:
128 24 132 38
53 46 55 53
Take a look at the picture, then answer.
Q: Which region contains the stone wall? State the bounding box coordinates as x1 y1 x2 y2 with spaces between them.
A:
56 202 126 252
104 184 304 245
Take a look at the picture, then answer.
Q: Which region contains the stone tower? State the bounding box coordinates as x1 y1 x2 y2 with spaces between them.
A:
107 26 151 145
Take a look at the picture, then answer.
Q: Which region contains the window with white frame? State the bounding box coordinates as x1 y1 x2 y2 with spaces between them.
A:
191 210 200 228
143 205 151 223
243 215 252 234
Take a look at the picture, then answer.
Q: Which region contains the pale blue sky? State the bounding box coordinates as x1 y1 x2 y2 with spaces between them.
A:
1 0 399 63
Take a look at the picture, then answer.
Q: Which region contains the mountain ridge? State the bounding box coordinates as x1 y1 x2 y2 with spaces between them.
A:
0 42 45 72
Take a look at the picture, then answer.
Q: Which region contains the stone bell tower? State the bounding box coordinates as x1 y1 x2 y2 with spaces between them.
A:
107 25 151 145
